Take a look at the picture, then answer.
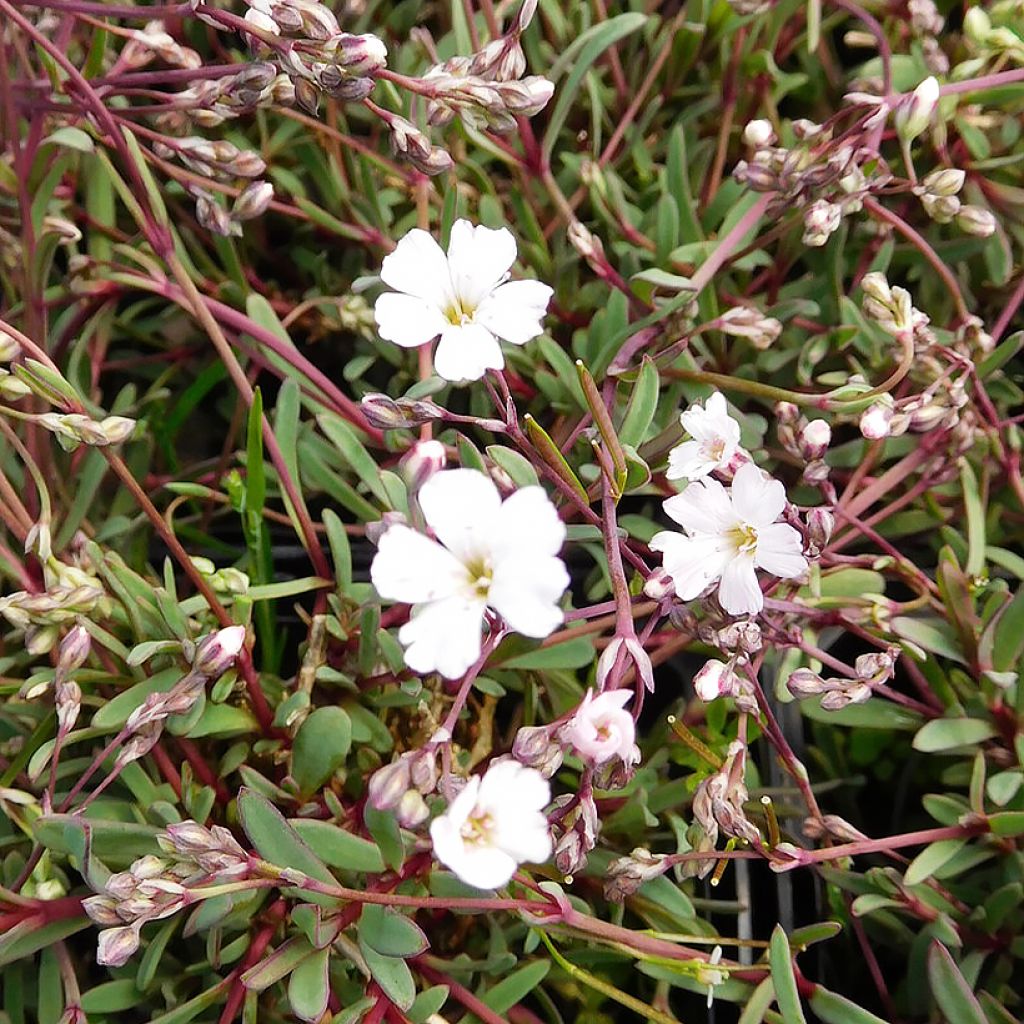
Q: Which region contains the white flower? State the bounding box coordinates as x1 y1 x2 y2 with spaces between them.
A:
374 220 553 382
698 945 725 1008
560 689 638 766
666 392 746 482
693 659 739 702
429 760 552 889
650 462 808 616
370 469 569 679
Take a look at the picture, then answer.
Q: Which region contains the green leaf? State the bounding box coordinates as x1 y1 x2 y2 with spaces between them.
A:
738 978 776 1024
959 459 986 577
287 947 331 1023
290 819 385 873
408 985 449 1024
291 706 351 795
892 616 967 665
927 941 987 1024
987 811 1024 837
0 916 89 968
799 698 920 730
323 508 352 590
317 412 389 505
905 839 968 886
42 126 95 152
81 980 142 1014
618 356 660 448
358 903 429 957
242 936 316 992
496 637 596 670
237 788 338 906
359 943 416 1011
246 387 266 520
146 979 233 1024
363 804 405 872
486 445 539 487
913 719 997 752
809 988 890 1024
482 961 551 1013
769 925 807 1024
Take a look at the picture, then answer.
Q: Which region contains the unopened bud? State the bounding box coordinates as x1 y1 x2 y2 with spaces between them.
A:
55 679 81 734
96 924 141 967
58 624 91 673
401 440 446 491
233 180 274 222
921 167 964 197
743 119 775 147
894 76 939 142
408 748 438 794
854 651 895 681
99 416 136 444
192 625 247 677
396 789 429 828
195 193 237 238
799 419 831 460
806 507 834 551
802 200 842 247
693 659 739 702
956 204 996 238
643 568 675 601
603 847 670 901
719 306 782 349
360 393 442 430
922 193 960 223
0 331 22 361
786 668 826 699
859 401 894 440
367 757 410 811
328 32 387 76
820 682 872 710
496 76 554 116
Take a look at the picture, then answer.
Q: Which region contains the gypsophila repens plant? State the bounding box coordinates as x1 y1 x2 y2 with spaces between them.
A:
1 0 1024 1021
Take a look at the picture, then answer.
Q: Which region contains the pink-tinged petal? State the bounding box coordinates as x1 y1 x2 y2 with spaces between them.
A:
730 462 786 526
446 220 517 309
374 293 448 348
398 595 486 679
380 228 454 305
663 478 737 535
717 555 763 615
371 525 469 603
418 468 501 563
434 323 504 382
650 532 732 601
754 523 808 579
490 486 566 561
666 440 717 481
488 555 569 638
474 280 552 345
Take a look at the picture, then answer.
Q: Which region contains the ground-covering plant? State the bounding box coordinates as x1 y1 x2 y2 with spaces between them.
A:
1 0 1024 1022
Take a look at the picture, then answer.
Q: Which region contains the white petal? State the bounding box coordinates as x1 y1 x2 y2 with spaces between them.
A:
398 595 486 679
447 220 517 309
442 842 519 890
666 440 716 481
443 775 481 831
371 525 468 603
730 462 786 526
489 486 566 561
433 323 504 382
418 468 501 563
717 555 763 615
488 556 568 637
380 228 455 306
493 811 552 865
650 532 732 601
475 280 552 345
754 523 808 579
374 293 448 348
662 478 737 535
479 760 550 812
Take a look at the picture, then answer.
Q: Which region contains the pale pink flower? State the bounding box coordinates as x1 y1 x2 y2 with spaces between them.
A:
560 689 638 766
667 392 747 482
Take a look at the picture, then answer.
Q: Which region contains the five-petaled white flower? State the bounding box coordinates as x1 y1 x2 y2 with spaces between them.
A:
667 392 747 482
370 468 570 679
374 219 553 382
650 462 807 615
430 759 552 889
560 688 639 766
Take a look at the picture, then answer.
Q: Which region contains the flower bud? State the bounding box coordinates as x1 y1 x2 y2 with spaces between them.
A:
328 32 387 76
642 568 675 601
921 167 964 197
775 401 800 425
820 682 872 710
96 923 142 967
192 625 247 677
802 200 842 247
496 76 554 116
733 159 778 192
693 659 739 702
0 331 21 362
791 118 823 140
360 393 442 430
511 725 564 777
553 829 585 877
408 748 438 794
895 77 939 142
401 439 446 491
963 7 991 44
743 119 775 147
367 757 410 811
956 205 996 238
786 668 826 698
195 193 237 238
603 847 670 902
799 419 831 460
395 789 429 829
99 416 136 444
859 401 894 440
55 679 81 734
806 507 834 552
922 193 960 224
58 624 91 673
854 650 895 681
233 180 274 222
82 895 122 926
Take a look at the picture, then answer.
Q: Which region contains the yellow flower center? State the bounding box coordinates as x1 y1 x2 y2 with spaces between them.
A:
461 811 494 846
728 523 758 554
444 300 476 326
465 556 493 598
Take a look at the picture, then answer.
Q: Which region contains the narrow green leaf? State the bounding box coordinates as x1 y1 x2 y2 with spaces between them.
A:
323 508 352 590
290 820 385 874
913 719 997 753
959 459 986 577
246 387 266 520
809 988 890 1024
769 925 807 1024
905 839 968 886
927 941 987 1024
482 961 551 1013
618 356 660 448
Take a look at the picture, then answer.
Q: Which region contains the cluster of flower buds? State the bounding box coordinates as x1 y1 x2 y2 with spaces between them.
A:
786 649 895 710
122 20 201 70
158 819 250 878
366 747 439 829
162 63 295 130
907 0 948 73
734 119 891 246
775 402 832 484
191 557 251 596
692 740 762 848
717 305 782 350
911 167 995 236
421 0 552 136
155 136 266 181
550 789 599 876
964 6 1024 64
187 180 274 238
360 393 445 430
377 110 454 176
35 412 135 452
0 567 106 657
859 375 969 440
84 854 197 966
860 270 932 344
603 847 671 902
